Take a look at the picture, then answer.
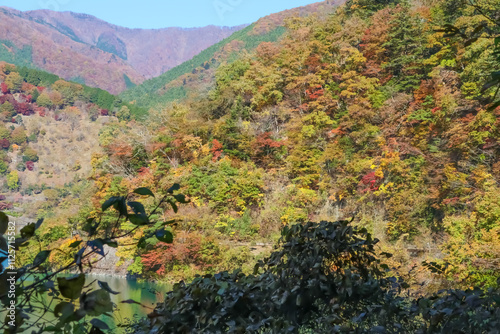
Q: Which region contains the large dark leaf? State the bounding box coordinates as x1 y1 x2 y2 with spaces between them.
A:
155 229 173 243
0 212 8 235
54 301 74 324
128 214 149 226
174 194 189 204
69 240 83 248
137 237 147 249
169 199 178 213
133 187 155 197
88 239 105 257
20 223 36 239
128 201 146 216
101 196 121 212
90 318 110 330
57 274 85 300
114 197 129 217
98 281 119 295
167 184 180 193
82 289 113 316
35 218 43 230
32 250 51 268
0 235 7 253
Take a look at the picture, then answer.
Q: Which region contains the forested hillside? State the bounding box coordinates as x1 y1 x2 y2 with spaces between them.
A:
0 62 146 225
2 0 500 332
93 0 500 289
16 0 500 286
120 0 346 108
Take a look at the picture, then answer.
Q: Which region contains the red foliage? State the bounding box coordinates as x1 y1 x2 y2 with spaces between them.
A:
442 197 460 206
210 139 223 162
0 95 15 104
107 141 133 168
306 85 324 100
305 55 322 72
11 118 16 123
256 132 285 149
108 142 133 158
137 167 150 176
0 82 9 94
37 86 45 92
14 102 34 116
0 139 10 149
482 138 497 150
172 138 183 148
254 132 286 158
141 231 203 275
36 107 46 117
363 60 383 78
0 202 13 210
26 161 35 171
360 172 382 192
328 128 346 139
100 109 109 116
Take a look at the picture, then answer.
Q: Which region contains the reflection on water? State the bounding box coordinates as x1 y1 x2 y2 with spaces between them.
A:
86 274 170 333
5 274 170 333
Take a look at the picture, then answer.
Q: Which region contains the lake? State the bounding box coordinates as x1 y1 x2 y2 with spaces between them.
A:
3 274 170 333
82 274 170 333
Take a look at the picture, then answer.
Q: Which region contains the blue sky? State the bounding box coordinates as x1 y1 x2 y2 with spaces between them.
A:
0 0 321 28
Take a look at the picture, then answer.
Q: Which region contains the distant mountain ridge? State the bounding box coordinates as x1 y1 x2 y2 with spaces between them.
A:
0 6 244 94
121 0 347 108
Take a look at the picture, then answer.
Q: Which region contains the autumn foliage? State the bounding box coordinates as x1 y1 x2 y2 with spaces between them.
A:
141 231 204 276
0 82 8 94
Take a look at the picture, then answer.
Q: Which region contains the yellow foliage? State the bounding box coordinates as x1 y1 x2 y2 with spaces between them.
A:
49 236 81 267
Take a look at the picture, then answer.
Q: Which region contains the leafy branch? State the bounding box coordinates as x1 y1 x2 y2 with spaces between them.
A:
0 185 188 333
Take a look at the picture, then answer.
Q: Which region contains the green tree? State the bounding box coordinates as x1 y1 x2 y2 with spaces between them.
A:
382 4 429 91
36 92 53 109
11 126 27 145
52 80 84 105
23 147 39 162
0 126 10 140
0 160 8 174
116 105 131 122
5 72 23 92
31 87 40 102
7 170 19 190
0 101 15 118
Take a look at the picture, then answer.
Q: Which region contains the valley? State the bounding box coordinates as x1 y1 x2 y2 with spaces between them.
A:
0 0 499 332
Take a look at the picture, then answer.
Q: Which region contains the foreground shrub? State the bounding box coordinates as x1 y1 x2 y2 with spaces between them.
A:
146 220 499 333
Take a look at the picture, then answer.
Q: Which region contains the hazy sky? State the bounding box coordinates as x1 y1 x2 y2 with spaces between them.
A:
0 0 321 28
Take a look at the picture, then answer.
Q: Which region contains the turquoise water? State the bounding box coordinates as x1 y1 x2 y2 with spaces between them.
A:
85 274 170 332
4 274 170 333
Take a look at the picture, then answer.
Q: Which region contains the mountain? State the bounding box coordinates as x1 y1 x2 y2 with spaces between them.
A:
0 7 243 94
5 0 500 332
120 0 347 108
110 0 500 290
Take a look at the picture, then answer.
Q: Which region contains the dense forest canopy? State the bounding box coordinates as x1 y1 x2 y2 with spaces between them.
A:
0 0 500 332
